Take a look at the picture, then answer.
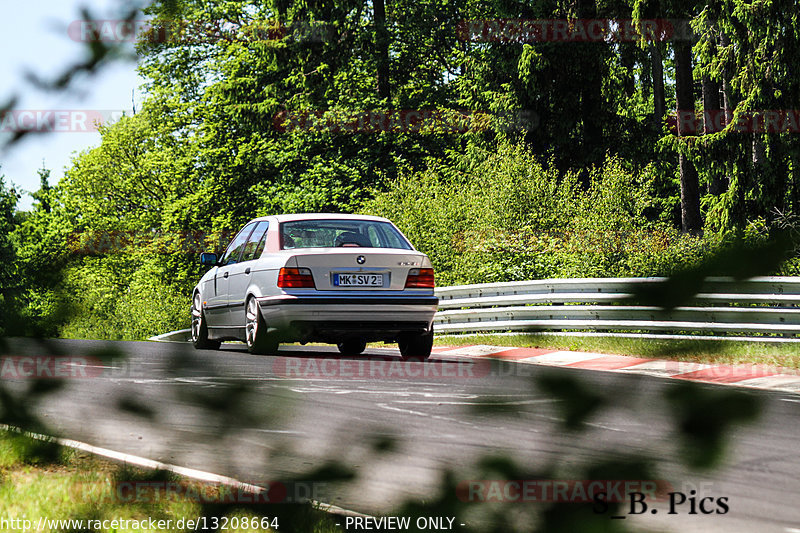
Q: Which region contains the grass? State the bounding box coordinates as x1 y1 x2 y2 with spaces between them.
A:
434 333 800 370
0 430 341 533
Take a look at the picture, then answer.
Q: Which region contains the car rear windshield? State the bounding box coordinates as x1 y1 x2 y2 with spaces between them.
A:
280 219 413 250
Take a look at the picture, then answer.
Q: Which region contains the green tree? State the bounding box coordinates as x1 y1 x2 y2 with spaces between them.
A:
0 174 20 335
694 0 800 232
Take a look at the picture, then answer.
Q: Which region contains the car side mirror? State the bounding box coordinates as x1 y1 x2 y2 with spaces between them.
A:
200 252 218 266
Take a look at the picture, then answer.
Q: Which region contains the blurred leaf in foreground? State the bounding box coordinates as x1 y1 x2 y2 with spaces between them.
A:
666 381 762 469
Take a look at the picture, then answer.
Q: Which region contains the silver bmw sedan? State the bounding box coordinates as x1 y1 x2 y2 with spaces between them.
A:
190 214 439 359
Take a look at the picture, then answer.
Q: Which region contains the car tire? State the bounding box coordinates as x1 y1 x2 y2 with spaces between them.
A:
398 327 433 361
245 297 279 355
337 339 367 356
191 293 221 350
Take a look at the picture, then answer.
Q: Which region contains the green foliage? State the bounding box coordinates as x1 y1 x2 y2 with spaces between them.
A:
0 176 20 335
0 3 784 531
689 0 800 229
55 256 189 341
6 0 800 339
364 142 710 285
2 432 64 467
9 111 200 339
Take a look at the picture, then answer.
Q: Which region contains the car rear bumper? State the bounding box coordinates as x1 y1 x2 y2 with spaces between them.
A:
255 293 439 342
256 294 439 306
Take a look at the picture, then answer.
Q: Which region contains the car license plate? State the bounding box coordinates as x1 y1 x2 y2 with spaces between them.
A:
333 273 384 287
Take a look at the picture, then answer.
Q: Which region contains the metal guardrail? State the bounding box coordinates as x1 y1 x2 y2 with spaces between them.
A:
433 277 800 338
149 329 191 342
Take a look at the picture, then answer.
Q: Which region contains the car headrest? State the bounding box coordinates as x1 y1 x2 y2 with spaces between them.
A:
334 231 371 247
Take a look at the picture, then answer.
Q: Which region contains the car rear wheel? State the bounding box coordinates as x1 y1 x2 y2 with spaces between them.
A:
398 327 433 361
245 297 279 355
191 293 221 350
337 339 367 356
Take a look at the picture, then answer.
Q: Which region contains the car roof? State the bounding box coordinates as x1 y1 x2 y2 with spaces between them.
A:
256 213 392 224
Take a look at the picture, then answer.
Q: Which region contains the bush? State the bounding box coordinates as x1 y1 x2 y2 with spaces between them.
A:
56 255 189 341
363 141 712 285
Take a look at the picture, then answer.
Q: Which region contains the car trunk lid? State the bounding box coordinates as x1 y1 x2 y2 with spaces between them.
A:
291 248 430 290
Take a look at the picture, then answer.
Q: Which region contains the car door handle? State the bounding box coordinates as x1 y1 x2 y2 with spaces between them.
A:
245 267 251 275
223 271 229 279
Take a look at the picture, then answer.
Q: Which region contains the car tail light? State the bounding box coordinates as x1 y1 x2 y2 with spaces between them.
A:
278 267 316 288
405 268 435 288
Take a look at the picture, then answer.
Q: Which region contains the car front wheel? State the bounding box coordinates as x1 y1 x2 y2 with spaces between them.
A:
245 297 279 355
398 327 433 361
191 293 221 350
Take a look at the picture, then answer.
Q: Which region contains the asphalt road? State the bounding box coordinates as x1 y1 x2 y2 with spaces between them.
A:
2 338 799 532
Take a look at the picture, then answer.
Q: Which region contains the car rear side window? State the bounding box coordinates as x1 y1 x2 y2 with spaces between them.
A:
241 221 269 262
220 222 257 266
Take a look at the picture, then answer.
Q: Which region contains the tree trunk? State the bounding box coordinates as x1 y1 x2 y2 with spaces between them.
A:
791 148 800 213
578 0 602 172
752 135 766 166
703 75 727 194
641 47 652 99
374 0 390 102
580 67 602 165
674 41 702 235
701 77 721 134
650 42 666 128
620 45 636 97
720 33 736 126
